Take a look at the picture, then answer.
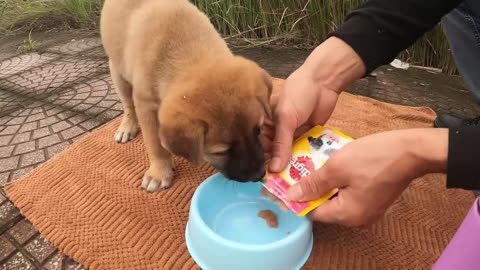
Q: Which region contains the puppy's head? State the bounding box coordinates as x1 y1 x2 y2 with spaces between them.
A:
159 56 273 182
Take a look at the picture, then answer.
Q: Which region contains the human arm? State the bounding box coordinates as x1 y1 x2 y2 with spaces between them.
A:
283 128 449 226
269 0 464 171
329 0 463 74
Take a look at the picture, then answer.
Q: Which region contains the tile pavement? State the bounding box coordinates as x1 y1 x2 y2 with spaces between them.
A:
0 33 479 269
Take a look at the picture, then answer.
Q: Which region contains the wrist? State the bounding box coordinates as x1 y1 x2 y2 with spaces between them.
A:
300 37 366 93
409 128 449 175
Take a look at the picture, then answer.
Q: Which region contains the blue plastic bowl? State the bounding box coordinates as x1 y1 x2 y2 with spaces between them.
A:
185 173 313 270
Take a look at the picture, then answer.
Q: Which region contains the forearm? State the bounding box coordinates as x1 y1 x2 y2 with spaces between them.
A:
300 37 366 93
413 128 449 175
329 0 463 74
412 127 480 190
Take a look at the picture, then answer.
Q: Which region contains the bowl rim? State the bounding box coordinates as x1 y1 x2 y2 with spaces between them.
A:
188 173 313 252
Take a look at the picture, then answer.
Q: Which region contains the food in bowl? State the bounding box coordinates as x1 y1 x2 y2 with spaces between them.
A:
258 209 278 228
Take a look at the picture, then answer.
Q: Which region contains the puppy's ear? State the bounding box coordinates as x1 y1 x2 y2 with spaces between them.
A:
259 70 274 120
159 114 207 166
262 70 273 98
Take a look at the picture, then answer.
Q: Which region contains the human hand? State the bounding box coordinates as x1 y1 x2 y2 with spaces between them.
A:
268 37 366 173
282 128 448 227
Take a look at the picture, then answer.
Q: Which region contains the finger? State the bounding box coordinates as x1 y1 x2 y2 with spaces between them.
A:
278 201 289 211
260 187 278 201
306 199 342 224
269 105 296 172
286 169 337 201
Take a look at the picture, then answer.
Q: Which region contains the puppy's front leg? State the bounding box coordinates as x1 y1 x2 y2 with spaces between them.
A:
134 97 174 192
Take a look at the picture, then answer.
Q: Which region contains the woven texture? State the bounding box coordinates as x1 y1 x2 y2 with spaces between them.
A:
5 78 475 270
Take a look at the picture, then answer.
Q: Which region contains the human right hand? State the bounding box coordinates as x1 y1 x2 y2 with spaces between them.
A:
267 37 366 173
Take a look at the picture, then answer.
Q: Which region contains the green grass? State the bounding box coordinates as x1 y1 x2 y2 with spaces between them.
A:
0 0 457 73
0 0 102 33
192 0 457 74
17 29 39 52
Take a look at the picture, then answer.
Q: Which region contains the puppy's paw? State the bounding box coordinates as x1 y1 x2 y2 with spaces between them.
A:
141 161 175 192
114 115 139 143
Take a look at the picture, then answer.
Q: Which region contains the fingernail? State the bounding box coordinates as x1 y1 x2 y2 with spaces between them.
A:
286 184 303 201
270 157 281 171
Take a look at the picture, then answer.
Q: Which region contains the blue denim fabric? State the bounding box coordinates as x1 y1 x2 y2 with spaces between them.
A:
441 0 480 103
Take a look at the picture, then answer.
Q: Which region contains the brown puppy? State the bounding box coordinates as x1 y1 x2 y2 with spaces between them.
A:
100 0 273 192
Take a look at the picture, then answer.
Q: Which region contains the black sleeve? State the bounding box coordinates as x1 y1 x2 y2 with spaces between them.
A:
447 127 480 190
329 0 463 74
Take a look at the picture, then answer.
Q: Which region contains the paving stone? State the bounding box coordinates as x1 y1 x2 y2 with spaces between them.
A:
0 252 34 270
70 133 88 143
0 156 20 172
56 111 76 120
83 97 102 105
74 104 93 111
68 114 88 125
14 141 36 155
96 100 116 108
32 127 51 140
0 202 19 228
46 142 71 159
20 150 45 167
0 235 15 262
110 103 123 111
6 116 27 125
26 112 46 123
0 125 20 136
61 126 84 140
97 110 121 121
0 117 12 126
85 106 106 115
39 116 59 128
8 219 37 245
0 146 14 158
45 107 63 117
38 134 61 149
63 257 85 270
18 122 38 133
10 166 35 181
18 109 33 117
80 118 103 131
11 132 31 144
43 252 64 270
25 236 56 263
51 121 72 133
91 90 109 97
0 135 13 147
0 172 10 186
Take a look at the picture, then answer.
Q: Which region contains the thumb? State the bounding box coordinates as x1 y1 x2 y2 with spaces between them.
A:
269 107 297 172
286 170 336 201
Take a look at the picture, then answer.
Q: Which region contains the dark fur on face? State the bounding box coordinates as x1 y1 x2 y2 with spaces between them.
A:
211 115 266 182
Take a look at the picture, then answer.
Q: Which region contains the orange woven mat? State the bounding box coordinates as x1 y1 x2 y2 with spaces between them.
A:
5 79 475 270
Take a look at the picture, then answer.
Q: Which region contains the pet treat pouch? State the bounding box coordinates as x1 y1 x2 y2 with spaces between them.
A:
262 125 354 216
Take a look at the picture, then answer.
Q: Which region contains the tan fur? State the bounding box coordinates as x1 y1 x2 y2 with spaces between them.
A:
100 0 272 191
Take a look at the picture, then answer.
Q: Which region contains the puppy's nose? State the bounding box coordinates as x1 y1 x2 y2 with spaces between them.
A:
250 168 266 182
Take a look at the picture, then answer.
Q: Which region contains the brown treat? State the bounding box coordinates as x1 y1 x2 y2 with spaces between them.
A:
258 210 278 228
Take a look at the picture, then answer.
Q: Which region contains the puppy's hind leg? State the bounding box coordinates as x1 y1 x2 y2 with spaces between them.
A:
109 60 140 143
